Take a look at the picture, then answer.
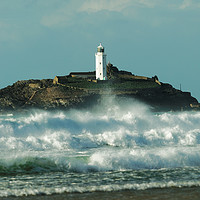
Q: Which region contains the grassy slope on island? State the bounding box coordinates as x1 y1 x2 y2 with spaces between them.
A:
65 77 160 90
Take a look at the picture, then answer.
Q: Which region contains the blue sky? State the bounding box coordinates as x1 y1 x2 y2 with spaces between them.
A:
0 0 200 100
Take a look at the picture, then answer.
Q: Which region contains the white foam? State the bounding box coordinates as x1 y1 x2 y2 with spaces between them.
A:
89 146 200 170
1 180 200 197
0 97 200 170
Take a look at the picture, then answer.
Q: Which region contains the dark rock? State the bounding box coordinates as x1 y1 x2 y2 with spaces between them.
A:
0 67 199 113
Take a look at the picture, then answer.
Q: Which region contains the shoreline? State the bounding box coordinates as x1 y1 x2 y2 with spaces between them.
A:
2 187 200 200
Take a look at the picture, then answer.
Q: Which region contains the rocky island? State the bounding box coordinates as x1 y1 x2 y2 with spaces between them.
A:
0 63 199 113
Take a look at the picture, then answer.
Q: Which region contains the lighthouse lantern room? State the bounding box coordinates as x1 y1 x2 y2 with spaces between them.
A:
95 43 107 80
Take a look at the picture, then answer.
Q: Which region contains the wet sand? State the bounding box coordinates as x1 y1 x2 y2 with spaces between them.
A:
2 187 200 200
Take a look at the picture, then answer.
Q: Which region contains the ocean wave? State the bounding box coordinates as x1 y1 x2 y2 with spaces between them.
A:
0 107 200 151
89 146 200 170
0 96 200 172
1 180 200 197
0 154 92 174
0 145 200 175
1 96 200 197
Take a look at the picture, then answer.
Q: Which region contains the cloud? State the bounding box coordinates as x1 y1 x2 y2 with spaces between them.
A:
79 0 158 13
179 0 192 9
79 0 131 13
179 0 200 10
137 0 158 8
39 0 200 28
40 0 160 28
40 1 78 28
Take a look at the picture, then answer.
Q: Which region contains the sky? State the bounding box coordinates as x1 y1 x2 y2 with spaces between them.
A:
0 0 200 100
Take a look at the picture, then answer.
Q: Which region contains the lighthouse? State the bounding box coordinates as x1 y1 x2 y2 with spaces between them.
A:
95 43 107 80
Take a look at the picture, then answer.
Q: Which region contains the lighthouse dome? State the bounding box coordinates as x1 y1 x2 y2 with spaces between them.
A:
97 43 104 53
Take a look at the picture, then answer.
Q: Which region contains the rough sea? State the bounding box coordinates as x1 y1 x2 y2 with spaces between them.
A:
0 96 200 198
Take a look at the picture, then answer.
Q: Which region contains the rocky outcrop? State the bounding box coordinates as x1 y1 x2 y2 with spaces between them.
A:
126 83 199 111
0 66 199 112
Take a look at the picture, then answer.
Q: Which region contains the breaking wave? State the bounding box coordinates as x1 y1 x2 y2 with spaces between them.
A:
1 96 200 197
0 96 200 173
2 180 200 197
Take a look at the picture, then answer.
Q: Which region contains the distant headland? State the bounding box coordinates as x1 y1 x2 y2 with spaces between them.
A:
0 43 199 112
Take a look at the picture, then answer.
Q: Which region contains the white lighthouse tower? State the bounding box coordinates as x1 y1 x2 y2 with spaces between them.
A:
95 43 107 80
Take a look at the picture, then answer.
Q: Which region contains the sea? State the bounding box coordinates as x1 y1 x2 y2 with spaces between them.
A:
0 96 200 198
